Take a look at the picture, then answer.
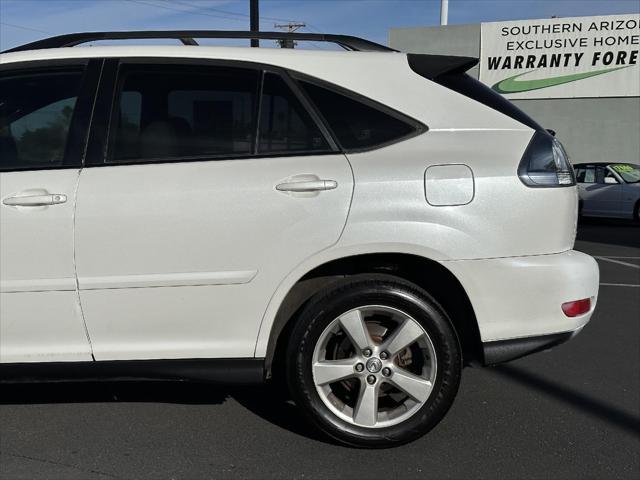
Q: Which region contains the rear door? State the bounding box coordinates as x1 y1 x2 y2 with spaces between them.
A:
75 60 353 360
0 60 99 362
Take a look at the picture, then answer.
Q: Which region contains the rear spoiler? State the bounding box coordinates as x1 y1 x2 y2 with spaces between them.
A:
406 52 543 131
407 53 478 80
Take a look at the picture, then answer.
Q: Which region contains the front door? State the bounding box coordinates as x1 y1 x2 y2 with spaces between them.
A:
74 61 353 360
0 61 97 362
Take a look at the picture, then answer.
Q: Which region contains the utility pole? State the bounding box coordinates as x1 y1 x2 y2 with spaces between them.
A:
440 0 449 26
273 22 306 48
250 0 259 47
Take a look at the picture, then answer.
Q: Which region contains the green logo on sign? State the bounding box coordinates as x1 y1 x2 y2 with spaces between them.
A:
492 66 630 94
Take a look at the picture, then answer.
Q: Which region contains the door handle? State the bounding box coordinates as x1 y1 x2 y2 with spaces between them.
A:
276 180 338 193
2 193 67 207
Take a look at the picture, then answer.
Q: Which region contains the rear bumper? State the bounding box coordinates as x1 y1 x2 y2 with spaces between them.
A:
482 330 579 365
443 250 599 351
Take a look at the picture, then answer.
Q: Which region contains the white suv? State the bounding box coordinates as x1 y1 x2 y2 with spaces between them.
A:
0 31 599 447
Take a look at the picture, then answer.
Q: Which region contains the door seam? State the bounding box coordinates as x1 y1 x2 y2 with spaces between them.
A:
72 168 95 361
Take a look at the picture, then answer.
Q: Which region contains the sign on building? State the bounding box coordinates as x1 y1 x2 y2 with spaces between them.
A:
479 14 640 99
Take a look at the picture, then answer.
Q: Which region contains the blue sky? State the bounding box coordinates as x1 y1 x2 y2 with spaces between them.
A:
1 0 639 50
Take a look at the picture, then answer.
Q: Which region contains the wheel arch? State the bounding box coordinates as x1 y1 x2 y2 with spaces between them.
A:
262 252 484 379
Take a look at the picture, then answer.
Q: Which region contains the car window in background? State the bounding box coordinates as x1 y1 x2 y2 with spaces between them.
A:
576 166 596 183
610 163 640 183
603 167 620 184
0 70 83 170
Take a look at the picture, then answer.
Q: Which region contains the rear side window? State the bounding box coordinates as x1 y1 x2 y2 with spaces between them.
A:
111 65 259 162
258 73 329 154
0 70 83 170
575 167 596 183
298 80 420 151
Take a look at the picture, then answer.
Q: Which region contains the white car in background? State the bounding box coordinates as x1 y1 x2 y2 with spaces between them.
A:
575 162 640 221
0 30 599 447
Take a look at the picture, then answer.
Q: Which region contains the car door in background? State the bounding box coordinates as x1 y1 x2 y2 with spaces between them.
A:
0 61 99 362
74 61 353 361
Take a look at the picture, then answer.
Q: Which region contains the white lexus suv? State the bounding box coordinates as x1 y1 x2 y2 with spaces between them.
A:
0 31 599 447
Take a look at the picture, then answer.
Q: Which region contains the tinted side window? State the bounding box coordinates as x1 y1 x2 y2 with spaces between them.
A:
0 70 83 170
580 166 596 183
258 73 329 154
299 80 418 151
111 65 259 162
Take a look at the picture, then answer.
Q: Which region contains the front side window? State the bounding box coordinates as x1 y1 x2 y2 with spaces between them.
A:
298 80 420 151
603 167 620 184
0 70 83 170
595 166 618 185
111 65 260 162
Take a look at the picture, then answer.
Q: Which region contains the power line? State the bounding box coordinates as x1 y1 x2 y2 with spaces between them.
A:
127 0 297 27
0 22 55 35
126 0 248 23
167 0 305 24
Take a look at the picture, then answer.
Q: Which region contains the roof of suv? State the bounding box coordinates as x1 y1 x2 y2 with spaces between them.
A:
1 30 396 54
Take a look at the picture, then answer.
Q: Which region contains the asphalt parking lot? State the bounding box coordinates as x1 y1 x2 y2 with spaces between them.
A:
1 219 638 480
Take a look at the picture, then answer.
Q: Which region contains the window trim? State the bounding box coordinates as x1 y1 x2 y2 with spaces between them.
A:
93 57 339 168
289 71 428 154
0 58 101 173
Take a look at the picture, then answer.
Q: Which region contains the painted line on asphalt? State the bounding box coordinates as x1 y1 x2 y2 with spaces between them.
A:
594 256 640 269
599 283 640 287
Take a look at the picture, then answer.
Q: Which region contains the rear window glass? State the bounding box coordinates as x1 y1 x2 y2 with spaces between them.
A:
298 81 419 151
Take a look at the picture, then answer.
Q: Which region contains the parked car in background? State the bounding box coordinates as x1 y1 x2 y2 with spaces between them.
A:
0 30 600 447
575 162 640 221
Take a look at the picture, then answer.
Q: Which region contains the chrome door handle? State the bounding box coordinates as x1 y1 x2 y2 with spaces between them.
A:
2 193 67 207
276 180 338 193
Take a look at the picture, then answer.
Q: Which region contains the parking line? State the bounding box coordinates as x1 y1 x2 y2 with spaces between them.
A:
594 256 640 269
599 283 640 287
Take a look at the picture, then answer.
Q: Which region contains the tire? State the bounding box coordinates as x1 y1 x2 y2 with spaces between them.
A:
286 274 462 448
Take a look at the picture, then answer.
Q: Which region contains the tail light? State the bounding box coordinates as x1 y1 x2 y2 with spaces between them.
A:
518 131 575 188
561 298 591 317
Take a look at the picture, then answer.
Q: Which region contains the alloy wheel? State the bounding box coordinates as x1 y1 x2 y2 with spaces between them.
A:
311 305 437 428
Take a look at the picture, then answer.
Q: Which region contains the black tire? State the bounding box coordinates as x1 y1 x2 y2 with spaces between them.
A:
286 274 462 448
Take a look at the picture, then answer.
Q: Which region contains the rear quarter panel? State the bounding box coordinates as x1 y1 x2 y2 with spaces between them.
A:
339 129 578 260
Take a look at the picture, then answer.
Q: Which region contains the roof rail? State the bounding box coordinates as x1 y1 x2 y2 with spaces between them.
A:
2 30 397 54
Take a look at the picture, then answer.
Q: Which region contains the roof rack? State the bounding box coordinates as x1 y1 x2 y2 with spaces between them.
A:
2 30 397 54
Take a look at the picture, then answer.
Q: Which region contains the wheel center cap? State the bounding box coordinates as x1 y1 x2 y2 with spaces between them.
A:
366 358 382 373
